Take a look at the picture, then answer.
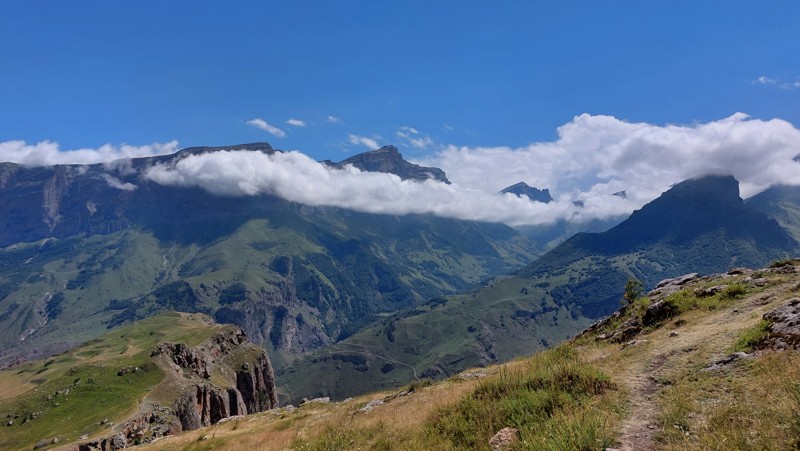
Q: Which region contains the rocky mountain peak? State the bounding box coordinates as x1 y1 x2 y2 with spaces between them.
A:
659 174 741 206
333 145 450 184
499 182 553 203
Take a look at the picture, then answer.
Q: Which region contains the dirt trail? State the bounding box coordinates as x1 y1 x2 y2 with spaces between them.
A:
608 281 791 451
614 352 667 450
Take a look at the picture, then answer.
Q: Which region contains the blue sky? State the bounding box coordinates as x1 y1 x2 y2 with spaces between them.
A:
2 1 799 162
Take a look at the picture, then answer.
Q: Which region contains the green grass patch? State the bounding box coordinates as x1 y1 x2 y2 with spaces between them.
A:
733 319 770 352
663 283 748 315
427 346 619 450
0 357 163 449
0 312 224 449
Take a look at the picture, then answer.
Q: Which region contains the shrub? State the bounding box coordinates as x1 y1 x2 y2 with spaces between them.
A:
623 278 644 305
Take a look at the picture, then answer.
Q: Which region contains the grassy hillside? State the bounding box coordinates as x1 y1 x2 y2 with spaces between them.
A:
747 184 800 243
0 312 224 450
278 176 799 402
279 280 593 403
0 209 539 370
142 259 800 450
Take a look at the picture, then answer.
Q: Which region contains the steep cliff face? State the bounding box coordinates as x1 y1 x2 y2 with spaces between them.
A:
77 325 278 450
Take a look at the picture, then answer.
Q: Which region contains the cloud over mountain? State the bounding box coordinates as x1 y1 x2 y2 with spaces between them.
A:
143 149 600 225
2 113 799 226
0 140 178 166
419 113 800 206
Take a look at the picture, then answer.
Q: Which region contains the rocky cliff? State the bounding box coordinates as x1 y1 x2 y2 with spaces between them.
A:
75 326 278 450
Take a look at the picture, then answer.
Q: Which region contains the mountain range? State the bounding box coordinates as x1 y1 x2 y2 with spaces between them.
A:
0 144 539 373
279 174 800 401
2 142 799 406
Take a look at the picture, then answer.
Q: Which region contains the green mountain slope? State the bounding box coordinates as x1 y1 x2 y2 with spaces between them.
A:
747 184 800 243
0 144 540 371
0 312 277 450
281 175 799 401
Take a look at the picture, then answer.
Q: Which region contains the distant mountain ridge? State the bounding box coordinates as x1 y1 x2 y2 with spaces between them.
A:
499 182 553 203
323 145 450 184
747 184 800 243
0 143 539 375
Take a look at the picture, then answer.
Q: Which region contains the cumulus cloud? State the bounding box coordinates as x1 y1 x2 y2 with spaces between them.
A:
416 113 800 210
144 150 605 225
139 113 800 226
0 140 179 166
286 118 306 127
8 113 799 227
327 115 342 123
247 118 287 138
348 134 380 149
397 126 433 149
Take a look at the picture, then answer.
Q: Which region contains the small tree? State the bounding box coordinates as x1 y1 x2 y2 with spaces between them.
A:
623 277 643 305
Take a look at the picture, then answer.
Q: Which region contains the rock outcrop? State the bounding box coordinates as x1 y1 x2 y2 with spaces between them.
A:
762 298 800 350
77 326 278 450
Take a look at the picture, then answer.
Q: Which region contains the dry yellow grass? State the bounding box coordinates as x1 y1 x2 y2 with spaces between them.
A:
145 376 487 451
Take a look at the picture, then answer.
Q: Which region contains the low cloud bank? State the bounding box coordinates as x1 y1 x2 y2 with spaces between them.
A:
144 113 800 226
0 140 179 166
144 150 612 225
2 113 799 226
418 113 800 206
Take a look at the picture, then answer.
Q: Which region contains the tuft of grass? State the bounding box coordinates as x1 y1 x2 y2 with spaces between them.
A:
733 319 770 352
663 284 748 315
427 346 619 450
720 283 747 300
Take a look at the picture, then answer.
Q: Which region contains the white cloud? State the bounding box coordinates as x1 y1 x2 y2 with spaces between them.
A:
754 75 800 90
7 113 799 228
416 113 800 208
755 75 776 85
286 118 306 127
397 126 433 149
0 140 179 166
247 118 287 138
327 115 342 123
348 134 380 149
100 173 137 191
140 113 800 227
143 150 594 225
